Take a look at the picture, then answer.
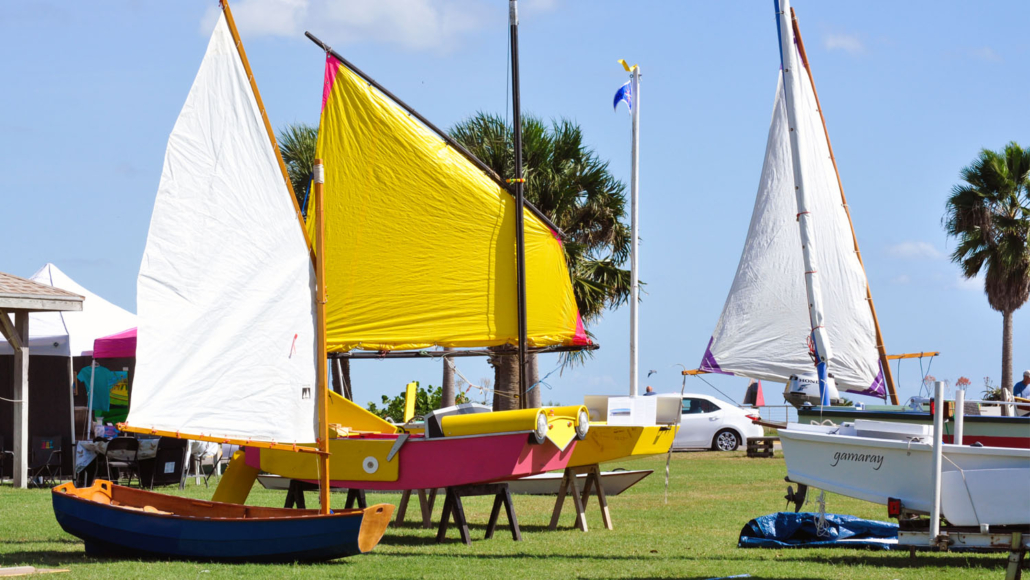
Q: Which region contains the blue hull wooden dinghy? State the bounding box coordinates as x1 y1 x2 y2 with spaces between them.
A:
53 480 393 562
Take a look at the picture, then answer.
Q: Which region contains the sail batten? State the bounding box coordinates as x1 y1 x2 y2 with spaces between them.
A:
311 55 586 352
124 13 318 444
701 29 884 398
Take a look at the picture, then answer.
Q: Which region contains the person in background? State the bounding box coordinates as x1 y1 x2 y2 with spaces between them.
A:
644 386 656 396
1014 370 1030 399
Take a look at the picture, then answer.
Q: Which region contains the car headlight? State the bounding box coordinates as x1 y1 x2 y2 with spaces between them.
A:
575 409 590 440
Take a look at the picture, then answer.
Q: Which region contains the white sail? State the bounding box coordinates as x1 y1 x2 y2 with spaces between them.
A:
124 13 318 443
700 61 884 397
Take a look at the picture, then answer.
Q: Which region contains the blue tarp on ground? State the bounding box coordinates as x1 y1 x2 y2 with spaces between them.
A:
738 512 897 550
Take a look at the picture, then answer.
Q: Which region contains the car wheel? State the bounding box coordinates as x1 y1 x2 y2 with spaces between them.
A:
712 429 740 452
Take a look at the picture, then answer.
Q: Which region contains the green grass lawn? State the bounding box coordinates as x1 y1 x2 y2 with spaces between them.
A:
0 451 1012 579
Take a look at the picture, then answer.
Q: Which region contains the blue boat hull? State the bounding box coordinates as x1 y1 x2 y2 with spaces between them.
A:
52 481 391 562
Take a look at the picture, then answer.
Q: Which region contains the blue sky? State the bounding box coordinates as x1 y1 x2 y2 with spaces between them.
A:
2 0 1027 408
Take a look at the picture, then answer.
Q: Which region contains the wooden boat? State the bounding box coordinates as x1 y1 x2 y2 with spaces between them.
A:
58 1 391 562
53 480 392 561
507 469 652 496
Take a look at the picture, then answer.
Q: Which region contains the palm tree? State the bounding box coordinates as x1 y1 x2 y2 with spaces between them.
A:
278 123 318 213
451 113 632 410
944 142 1030 396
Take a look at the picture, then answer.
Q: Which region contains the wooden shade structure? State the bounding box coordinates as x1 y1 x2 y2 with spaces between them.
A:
0 271 83 488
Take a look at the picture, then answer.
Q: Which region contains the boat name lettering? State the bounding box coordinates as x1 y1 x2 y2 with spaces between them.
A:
829 450 883 470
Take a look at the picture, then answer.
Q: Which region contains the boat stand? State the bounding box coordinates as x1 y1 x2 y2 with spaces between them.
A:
898 526 1027 580
283 480 365 509
548 464 612 532
435 483 521 545
396 488 438 528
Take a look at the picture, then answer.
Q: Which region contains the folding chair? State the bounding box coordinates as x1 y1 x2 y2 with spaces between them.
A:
28 435 63 488
103 436 140 487
143 437 188 490
0 435 15 485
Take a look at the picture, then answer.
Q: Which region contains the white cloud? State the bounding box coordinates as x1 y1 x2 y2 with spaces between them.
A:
203 0 493 53
890 274 911 285
887 241 944 260
970 46 1002 63
823 32 865 55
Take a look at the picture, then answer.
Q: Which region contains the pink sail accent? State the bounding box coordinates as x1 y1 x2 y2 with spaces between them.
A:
321 55 341 112
572 312 589 346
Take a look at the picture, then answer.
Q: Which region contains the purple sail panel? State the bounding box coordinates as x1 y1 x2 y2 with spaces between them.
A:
699 338 732 375
850 363 886 399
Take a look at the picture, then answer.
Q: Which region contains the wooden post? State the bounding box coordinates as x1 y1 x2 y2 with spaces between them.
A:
12 311 29 488
314 159 331 514
791 8 898 404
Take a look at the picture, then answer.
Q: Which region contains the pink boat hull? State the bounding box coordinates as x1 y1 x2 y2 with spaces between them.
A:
248 433 575 491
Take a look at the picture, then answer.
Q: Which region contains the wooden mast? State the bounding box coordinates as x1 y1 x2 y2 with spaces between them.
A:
221 0 310 249
790 8 899 404
225 0 329 509
314 159 331 514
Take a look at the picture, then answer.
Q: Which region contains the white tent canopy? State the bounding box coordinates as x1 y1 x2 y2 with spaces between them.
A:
0 263 137 357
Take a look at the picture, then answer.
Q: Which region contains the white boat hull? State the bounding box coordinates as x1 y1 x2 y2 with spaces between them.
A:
506 469 652 496
779 422 1030 526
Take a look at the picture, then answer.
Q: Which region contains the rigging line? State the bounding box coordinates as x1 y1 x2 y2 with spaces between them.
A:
0 396 24 403
300 172 313 219
526 361 563 394
691 374 740 406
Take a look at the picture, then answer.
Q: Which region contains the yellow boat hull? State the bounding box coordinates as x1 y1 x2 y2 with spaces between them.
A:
567 424 677 467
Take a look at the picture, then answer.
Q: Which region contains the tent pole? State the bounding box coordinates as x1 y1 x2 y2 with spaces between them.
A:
68 356 76 445
314 159 331 514
84 361 96 440
791 8 898 404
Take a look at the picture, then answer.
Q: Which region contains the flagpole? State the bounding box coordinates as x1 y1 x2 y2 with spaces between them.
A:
509 0 529 409
629 65 641 397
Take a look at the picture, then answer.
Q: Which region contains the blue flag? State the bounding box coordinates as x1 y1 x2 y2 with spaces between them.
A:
613 80 632 113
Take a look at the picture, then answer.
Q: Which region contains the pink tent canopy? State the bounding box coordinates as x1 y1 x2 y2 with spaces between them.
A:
93 327 136 359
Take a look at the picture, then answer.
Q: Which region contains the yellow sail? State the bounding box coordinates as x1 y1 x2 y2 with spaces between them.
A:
310 56 587 352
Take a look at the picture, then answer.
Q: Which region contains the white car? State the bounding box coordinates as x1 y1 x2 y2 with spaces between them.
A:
664 393 764 451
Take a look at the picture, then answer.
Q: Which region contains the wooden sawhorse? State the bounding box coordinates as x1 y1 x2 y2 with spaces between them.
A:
548 464 612 532
396 488 439 528
435 483 521 545
284 479 366 509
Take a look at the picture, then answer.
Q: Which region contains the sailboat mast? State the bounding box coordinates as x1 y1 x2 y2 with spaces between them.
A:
775 0 832 401
790 8 899 404
629 65 641 397
509 0 529 409
314 160 331 514
219 0 309 245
